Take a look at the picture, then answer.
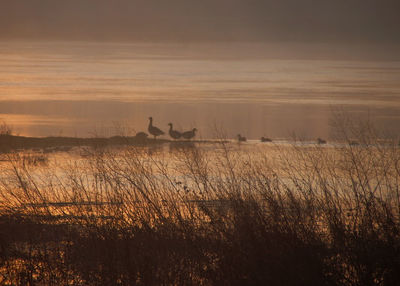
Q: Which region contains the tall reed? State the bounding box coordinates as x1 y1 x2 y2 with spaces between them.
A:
0 121 399 285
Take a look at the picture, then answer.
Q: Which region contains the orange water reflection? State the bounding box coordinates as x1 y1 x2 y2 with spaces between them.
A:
1 42 400 139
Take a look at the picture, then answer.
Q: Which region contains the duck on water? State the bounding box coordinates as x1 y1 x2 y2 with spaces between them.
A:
168 123 182 140
237 134 247 142
182 128 197 140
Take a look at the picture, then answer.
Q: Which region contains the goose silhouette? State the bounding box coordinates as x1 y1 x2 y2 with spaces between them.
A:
237 134 247 142
148 117 164 139
182 128 197 140
168 123 182 140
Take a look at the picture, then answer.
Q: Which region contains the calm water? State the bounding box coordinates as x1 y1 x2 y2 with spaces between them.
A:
1 41 400 139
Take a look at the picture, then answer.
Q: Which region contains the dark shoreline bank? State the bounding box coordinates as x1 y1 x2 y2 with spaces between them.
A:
0 134 223 153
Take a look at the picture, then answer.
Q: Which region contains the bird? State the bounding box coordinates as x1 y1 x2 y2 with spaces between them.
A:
237 134 247 142
135 132 148 140
168 123 182 140
148 117 164 139
182 128 197 140
261 137 272 142
349 140 359 146
317 138 327 144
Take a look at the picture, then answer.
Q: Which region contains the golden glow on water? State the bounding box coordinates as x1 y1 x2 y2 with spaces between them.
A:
1 42 400 138
0 114 82 137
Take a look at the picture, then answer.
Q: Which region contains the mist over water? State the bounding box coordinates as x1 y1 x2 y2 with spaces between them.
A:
1 41 400 139
2 2 400 284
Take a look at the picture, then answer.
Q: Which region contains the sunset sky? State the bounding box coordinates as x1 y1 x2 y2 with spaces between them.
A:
1 0 400 43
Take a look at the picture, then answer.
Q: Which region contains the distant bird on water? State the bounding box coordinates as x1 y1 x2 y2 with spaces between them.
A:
148 117 164 139
349 140 359 146
237 134 247 142
182 128 197 140
168 123 182 140
261 137 272 142
135 132 148 140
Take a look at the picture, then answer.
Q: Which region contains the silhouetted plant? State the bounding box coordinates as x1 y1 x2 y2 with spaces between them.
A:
0 117 399 285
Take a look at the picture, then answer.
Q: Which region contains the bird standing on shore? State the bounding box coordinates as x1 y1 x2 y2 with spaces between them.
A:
168 123 181 140
182 128 197 140
148 117 164 139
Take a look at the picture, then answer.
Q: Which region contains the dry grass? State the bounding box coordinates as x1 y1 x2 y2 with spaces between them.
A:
0 120 399 285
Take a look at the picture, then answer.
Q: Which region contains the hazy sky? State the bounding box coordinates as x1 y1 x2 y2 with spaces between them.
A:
1 0 400 43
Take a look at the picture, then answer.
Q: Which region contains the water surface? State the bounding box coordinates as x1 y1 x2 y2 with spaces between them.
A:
1 42 400 139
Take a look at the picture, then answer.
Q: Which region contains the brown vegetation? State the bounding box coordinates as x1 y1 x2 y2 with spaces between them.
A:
0 121 399 285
